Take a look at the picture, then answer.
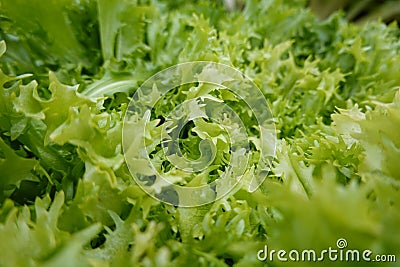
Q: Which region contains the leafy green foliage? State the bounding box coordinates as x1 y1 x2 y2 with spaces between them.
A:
0 0 399 266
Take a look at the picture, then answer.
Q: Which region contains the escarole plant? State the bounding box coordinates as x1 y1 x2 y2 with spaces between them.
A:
0 0 399 266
